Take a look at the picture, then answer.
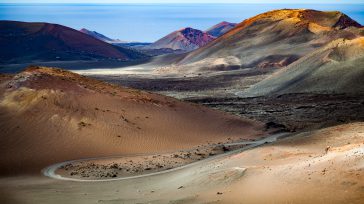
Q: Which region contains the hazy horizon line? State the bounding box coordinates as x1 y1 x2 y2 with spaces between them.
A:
1 2 364 5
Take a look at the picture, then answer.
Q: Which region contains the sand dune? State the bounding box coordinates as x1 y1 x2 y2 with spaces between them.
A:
0 66 266 175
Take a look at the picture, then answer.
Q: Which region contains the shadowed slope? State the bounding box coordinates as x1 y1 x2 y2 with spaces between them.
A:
0 21 147 64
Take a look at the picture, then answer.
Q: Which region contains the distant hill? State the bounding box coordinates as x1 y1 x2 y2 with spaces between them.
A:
80 28 154 48
79 28 126 43
79 28 180 56
0 21 147 64
144 27 216 51
206 21 237 37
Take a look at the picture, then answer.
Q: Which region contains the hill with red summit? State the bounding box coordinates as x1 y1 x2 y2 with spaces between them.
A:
145 27 216 51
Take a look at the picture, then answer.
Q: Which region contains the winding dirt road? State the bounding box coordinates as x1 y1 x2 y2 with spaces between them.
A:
42 132 290 182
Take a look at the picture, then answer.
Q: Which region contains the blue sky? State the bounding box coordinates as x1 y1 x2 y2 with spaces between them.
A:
1 2 363 41
2 0 364 4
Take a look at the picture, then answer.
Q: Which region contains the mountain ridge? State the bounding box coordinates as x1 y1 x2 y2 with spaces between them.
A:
79 28 127 43
173 9 362 72
205 21 237 37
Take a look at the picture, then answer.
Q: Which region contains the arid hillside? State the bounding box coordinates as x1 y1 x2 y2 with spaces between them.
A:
162 9 362 73
0 67 266 175
242 37 364 96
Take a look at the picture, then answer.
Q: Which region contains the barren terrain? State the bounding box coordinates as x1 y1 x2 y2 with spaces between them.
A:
1 123 363 204
0 67 267 175
1 8 363 204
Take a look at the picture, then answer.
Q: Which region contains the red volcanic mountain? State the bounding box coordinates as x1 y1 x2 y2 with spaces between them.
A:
206 21 237 37
0 21 146 64
145 27 216 51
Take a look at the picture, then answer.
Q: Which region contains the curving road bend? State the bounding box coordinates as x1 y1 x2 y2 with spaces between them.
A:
42 132 290 182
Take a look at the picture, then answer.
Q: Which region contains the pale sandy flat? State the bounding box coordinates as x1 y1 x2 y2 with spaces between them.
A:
0 122 362 204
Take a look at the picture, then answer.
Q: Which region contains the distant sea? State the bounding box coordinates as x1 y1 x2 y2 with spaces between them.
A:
0 3 363 42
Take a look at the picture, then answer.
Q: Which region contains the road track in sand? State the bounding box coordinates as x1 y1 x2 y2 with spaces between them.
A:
42 132 290 182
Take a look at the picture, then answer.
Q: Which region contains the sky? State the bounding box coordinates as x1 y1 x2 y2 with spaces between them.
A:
2 0 364 4
1 1 363 41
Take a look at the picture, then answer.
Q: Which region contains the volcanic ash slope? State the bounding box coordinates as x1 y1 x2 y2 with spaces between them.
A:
0 66 266 175
242 37 364 96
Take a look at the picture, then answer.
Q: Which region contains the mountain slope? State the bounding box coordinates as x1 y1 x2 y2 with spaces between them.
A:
174 9 362 72
145 27 216 51
0 21 146 64
0 66 266 174
80 28 126 43
206 21 237 37
241 37 364 96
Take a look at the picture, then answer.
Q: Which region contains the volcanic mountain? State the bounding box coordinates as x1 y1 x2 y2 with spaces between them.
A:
206 21 237 37
145 27 216 51
172 9 362 72
241 37 364 96
80 28 126 43
0 21 146 64
0 66 266 174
